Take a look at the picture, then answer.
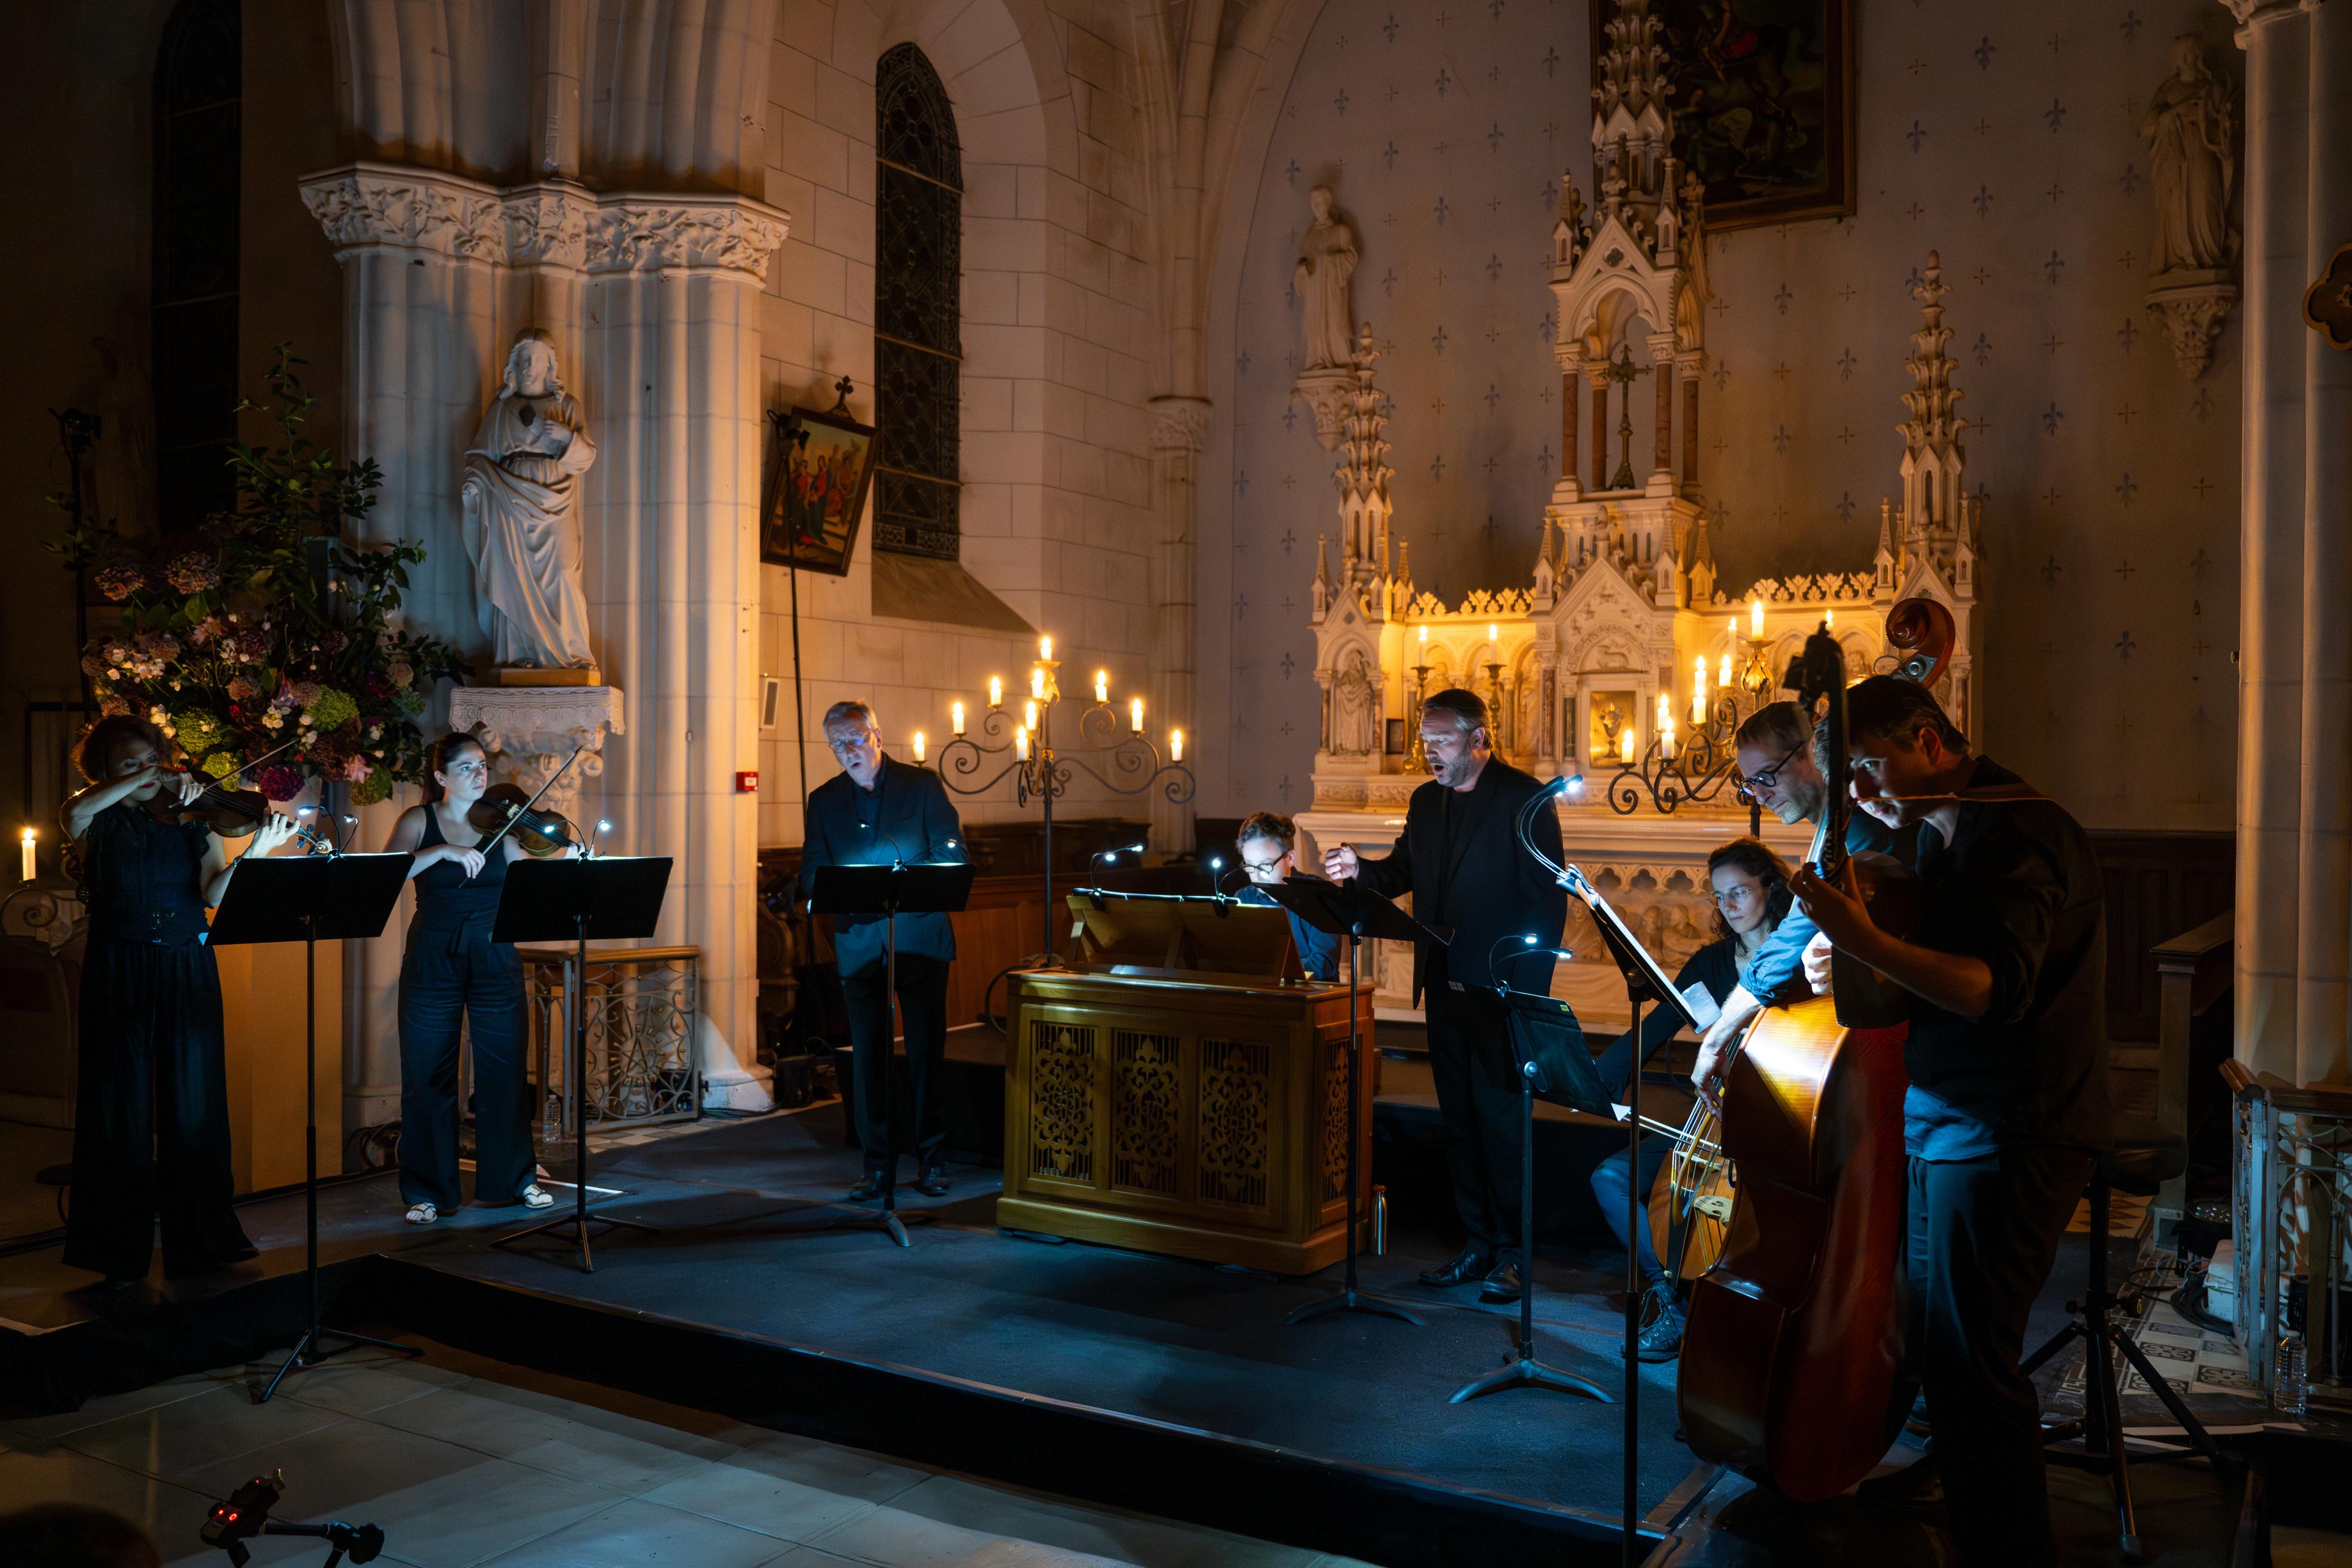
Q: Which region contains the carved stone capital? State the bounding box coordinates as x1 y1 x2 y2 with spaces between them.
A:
447 685 627 820
586 197 792 280
300 162 505 261
503 183 595 270
2146 277 2240 380
1289 368 1356 452
1148 396 1213 454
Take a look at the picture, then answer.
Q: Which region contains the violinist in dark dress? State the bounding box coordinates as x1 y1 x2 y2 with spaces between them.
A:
1229 811 1340 979
1585 836 1790 1360
58 715 303 1286
383 733 578 1225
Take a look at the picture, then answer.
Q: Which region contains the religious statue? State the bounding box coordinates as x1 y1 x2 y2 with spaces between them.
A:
2141 36 2238 278
1329 647 1379 757
462 329 600 670
1293 187 1359 372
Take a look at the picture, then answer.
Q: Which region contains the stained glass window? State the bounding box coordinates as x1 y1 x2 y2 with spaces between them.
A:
873 44 962 560
153 0 241 534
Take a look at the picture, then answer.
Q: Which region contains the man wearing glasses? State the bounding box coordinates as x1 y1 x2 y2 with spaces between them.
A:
797 700 968 1201
1689 701 1912 1096
1324 688 1567 1304
1229 812 1339 979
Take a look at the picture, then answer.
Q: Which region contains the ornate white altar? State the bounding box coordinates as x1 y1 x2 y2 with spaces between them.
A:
1298 0 1987 1026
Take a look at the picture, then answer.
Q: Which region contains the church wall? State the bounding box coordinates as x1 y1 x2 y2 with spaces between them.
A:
755 0 1165 845
1202 0 2242 834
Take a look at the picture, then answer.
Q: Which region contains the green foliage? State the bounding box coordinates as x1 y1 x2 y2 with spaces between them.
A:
64 345 470 790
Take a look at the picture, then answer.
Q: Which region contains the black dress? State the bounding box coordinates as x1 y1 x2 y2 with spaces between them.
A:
397 808 534 1210
65 805 254 1281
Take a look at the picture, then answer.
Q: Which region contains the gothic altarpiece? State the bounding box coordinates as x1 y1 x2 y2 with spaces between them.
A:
1293 0 1985 1026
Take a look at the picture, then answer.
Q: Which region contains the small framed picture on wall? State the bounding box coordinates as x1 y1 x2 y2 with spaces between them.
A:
761 399 878 576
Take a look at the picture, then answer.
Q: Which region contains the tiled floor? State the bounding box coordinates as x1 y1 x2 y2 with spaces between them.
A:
0 1336 1370 1568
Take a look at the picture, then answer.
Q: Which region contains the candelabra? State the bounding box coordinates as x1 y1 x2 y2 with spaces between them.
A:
1597 609 1789 834
936 638 1196 960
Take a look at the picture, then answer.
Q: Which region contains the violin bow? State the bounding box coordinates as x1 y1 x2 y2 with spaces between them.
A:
473 742 585 858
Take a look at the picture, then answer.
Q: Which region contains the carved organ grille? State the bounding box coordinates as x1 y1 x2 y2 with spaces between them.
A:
873 43 963 561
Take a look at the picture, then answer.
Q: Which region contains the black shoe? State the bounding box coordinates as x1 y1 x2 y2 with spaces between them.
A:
1636 1281 1686 1362
1855 1454 1943 1507
1478 1260 1525 1303
1419 1246 1494 1287
914 1165 951 1197
846 1174 890 1202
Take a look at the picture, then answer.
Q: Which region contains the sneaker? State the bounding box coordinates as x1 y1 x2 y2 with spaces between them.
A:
404 1202 438 1225
519 1184 554 1209
1636 1280 1686 1362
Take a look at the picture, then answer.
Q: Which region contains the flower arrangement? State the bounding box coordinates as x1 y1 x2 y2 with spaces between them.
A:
55 347 469 806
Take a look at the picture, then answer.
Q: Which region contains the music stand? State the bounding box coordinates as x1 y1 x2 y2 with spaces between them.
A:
209 851 416 1403
1560 864 1700 1568
1449 980 1615 1406
491 855 673 1273
1253 876 1446 1328
810 861 975 1246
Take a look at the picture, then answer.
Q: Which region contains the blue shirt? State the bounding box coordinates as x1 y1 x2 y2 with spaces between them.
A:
1737 810 1908 1005
1235 877 1342 980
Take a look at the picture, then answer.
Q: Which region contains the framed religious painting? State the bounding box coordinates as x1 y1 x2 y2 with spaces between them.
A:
1593 0 1855 232
761 401 877 576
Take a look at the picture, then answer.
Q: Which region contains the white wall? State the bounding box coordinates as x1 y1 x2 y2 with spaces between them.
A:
756 0 1169 845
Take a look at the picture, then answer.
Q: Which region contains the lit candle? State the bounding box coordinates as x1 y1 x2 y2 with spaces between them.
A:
1719 652 1732 688
952 701 967 736
1095 669 1109 703
989 676 1003 710
1618 726 1636 766
1751 597 1764 639
1692 678 1706 726
1024 699 1039 732
1040 634 1054 661
1418 625 1428 646
912 731 926 763
1130 696 1144 734
1170 728 1184 763
1656 693 1671 729
18 827 33 883
1488 622 1498 645
1015 726 1030 761
1660 717 1677 761
1030 666 1046 701
1825 608 1834 627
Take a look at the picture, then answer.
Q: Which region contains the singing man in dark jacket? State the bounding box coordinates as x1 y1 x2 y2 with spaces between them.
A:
1324 688 1568 1303
797 699 968 1201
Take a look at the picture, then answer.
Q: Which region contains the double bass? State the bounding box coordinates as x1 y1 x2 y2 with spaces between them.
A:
1675 598 1955 1502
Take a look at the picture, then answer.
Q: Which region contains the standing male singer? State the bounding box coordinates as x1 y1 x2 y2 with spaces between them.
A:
799 700 968 1201
1324 688 1567 1303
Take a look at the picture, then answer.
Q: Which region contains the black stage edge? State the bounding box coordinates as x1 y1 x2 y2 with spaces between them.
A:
2 1252 1644 1568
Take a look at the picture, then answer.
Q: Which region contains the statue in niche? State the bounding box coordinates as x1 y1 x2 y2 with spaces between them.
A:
2141 36 2238 278
1330 648 1379 756
1293 186 1360 372
462 330 600 670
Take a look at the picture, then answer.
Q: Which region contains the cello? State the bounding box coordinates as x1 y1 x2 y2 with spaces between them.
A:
1675 597 1956 1502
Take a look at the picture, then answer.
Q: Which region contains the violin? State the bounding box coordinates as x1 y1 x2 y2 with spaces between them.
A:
468 782 579 857
149 775 330 854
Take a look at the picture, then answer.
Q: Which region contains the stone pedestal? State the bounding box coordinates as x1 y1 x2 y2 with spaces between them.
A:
448 685 625 820
1289 367 1355 450
2144 270 2239 380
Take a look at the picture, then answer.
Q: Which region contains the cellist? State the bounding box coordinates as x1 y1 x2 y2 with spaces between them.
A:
1785 675 2108 1568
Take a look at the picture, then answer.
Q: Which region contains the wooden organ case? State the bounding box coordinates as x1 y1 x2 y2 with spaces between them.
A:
997 893 1375 1274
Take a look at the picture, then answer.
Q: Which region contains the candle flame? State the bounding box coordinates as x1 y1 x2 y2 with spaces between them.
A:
952 701 967 736
1129 695 1144 734
1095 669 1108 702
1619 726 1637 765
1040 635 1053 660
989 676 1003 709
1024 699 1039 732
1751 598 1764 639
1170 728 1184 763
912 731 926 763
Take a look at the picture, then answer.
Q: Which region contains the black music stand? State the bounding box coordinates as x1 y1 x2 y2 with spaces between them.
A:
1560 864 1700 1568
491 855 673 1273
810 861 975 1246
1254 876 1446 1328
209 851 417 1403
1450 979 1615 1406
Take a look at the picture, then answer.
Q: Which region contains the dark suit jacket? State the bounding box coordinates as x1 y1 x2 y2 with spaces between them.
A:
797 756 968 976
1350 756 1569 1001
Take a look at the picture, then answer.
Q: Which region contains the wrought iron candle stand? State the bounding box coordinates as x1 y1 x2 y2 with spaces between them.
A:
937 651 1196 962
1597 623 1784 834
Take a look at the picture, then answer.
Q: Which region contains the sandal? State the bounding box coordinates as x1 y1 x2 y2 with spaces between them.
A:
519 1185 554 1210
404 1202 439 1225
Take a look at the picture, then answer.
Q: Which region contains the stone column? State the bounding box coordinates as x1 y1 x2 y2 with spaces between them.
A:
1149 396 1212 856
1681 367 1702 488
1591 365 1612 491
576 194 788 1106
2230 0 2352 1086
301 162 510 1131
1649 334 1675 488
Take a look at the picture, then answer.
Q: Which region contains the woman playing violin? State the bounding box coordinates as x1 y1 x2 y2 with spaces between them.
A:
58 714 305 1286
382 733 578 1224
